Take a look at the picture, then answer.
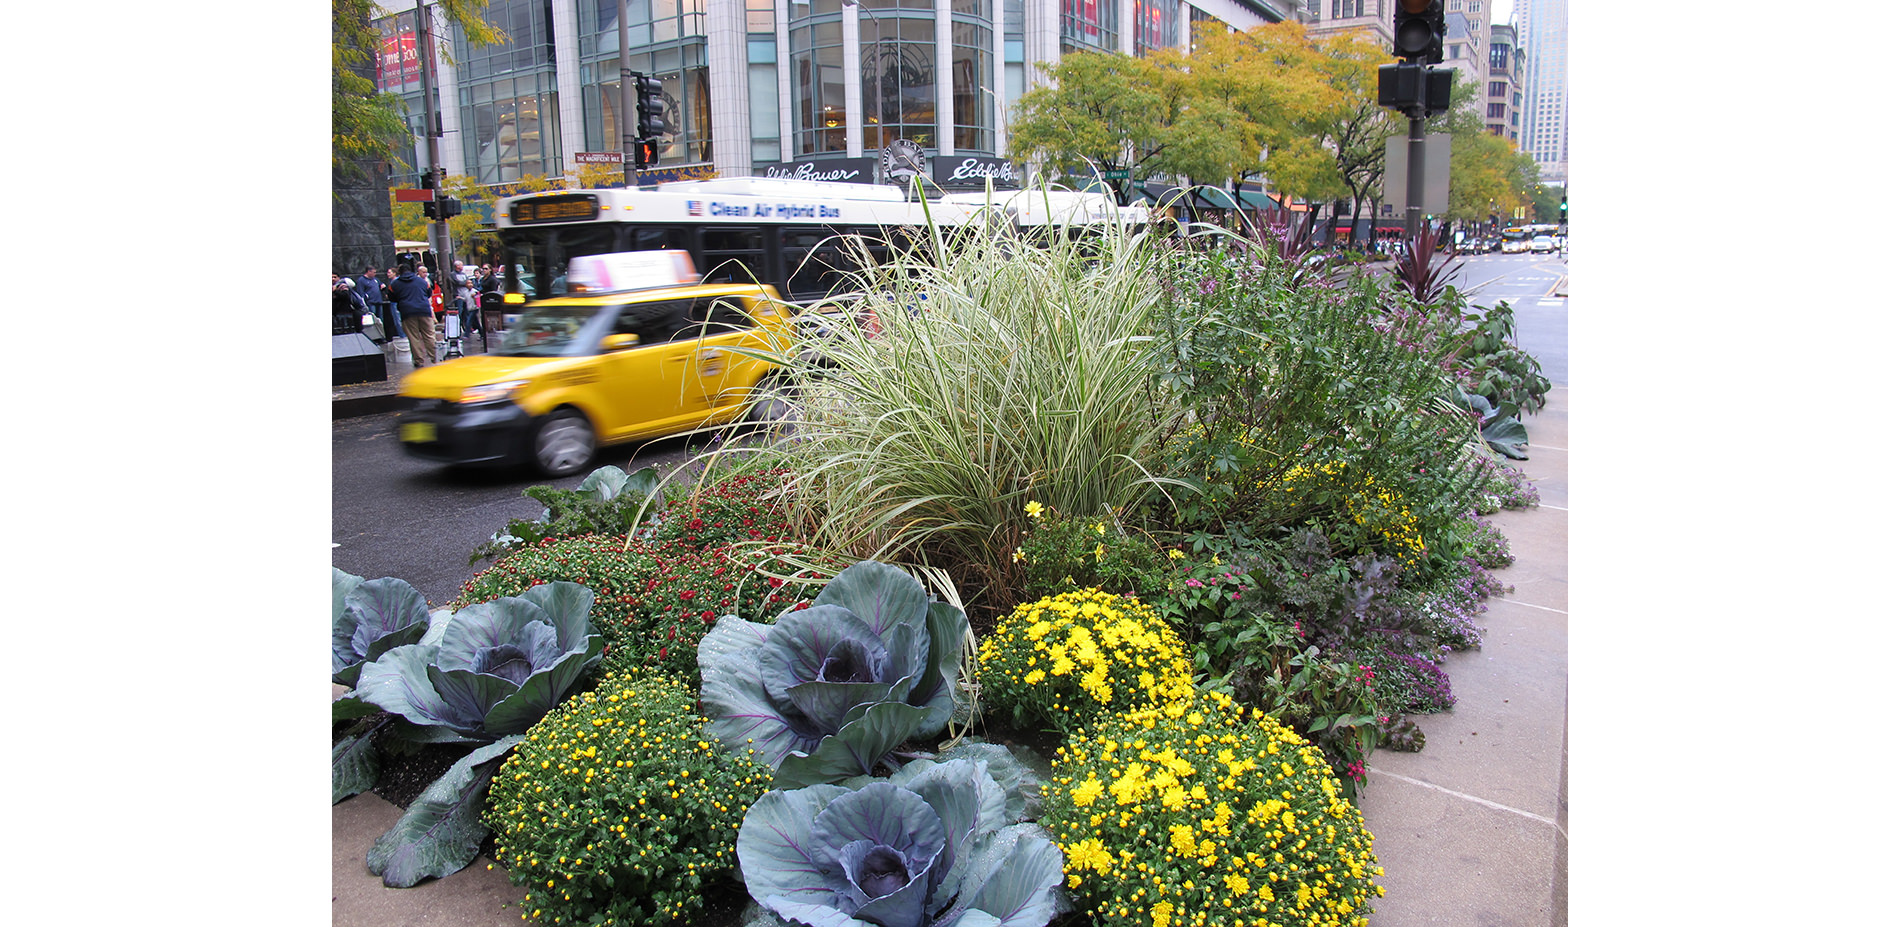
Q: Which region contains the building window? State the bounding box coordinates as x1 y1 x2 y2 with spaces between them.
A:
1133 0 1178 56
860 11 937 151
792 20 848 155
1061 0 1115 52
1331 0 1367 18
1487 102 1505 118
950 18 994 151
1489 80 1505 97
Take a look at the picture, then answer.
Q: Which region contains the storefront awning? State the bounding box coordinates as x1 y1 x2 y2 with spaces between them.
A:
1191 186 1239 210
1235 190 1276 210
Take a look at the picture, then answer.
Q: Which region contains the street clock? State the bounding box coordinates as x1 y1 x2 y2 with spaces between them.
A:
880 139 927 184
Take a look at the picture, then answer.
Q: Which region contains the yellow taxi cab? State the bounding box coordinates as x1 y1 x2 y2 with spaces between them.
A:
395 251 798 477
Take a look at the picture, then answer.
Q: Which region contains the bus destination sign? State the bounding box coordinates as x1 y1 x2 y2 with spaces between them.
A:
509 194 603 225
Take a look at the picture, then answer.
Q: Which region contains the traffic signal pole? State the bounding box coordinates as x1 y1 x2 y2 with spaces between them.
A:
415 0 453 278
619 3 635 187
1406 88 1426 239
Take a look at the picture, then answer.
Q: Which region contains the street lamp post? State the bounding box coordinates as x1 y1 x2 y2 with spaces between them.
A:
979 84 1005 155
845 0 885 150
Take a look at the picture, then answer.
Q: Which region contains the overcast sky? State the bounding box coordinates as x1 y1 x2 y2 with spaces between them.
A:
1493 1 1513 25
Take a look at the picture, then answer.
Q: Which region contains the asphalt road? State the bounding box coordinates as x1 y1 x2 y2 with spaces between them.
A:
1448 250 1569 387
330 415 708 608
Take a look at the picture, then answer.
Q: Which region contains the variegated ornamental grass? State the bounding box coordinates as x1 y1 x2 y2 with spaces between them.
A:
758 210 1188 605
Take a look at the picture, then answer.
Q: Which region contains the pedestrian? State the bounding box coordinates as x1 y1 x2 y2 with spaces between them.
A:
451 260 477 336
389 262 437 367
353 265 392 343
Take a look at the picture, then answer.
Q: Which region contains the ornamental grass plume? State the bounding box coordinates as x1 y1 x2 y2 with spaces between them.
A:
976 588 1195 735
1042 689 1385 927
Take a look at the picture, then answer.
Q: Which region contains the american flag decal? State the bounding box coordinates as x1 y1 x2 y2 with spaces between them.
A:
686 200 704 216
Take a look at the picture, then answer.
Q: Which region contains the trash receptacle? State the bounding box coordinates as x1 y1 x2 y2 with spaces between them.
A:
481 291 505 334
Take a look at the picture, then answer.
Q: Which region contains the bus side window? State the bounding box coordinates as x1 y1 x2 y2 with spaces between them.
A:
633 226 688 252
700 227 768 286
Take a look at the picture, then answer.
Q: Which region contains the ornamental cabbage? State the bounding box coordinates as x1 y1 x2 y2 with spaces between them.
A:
699 560 970 787
331 569 435 687
737 755 1066 927
355 581 603 742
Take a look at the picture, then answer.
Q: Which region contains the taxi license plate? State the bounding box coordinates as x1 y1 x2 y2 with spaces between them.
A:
399 421 436 443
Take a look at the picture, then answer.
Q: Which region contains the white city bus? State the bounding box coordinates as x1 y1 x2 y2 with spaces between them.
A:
490 177 1147 305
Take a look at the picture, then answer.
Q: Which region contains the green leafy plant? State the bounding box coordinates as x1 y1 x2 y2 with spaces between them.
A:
1445 298 1552 422
460 535 821 680
340 581 603 887
469 465 663 565
735 754 1067 927
1255 647 1381 795
1042 688 1384 927
484 670 773 927
1012 500 1173 602
698 560 971 787
1451 385 1530 460
975 588 1196 736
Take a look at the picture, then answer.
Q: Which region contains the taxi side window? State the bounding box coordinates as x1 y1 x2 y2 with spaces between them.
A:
689 297 754 332
610 299 694 346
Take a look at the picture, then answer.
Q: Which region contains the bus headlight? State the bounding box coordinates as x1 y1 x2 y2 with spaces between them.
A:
459 380 529 404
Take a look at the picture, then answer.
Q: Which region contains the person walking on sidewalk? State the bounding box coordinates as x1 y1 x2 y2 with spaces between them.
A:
389 263 437 367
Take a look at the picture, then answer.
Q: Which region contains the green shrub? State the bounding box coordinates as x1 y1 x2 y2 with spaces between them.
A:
1148 237 1486 579
1042 689 1385 927
1013 500 1173 602
484 670 772 926
469 466 663 566
458 535 817 679
639 465 798 550
975 588 1195 736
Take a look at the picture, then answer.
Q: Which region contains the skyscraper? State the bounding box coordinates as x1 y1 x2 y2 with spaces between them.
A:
1514 0 1566 184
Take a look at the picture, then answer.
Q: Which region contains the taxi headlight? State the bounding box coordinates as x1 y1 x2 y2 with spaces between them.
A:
459 379 529 404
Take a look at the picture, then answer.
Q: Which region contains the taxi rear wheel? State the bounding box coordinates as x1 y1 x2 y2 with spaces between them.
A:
531 409 595 478
742 376 799 436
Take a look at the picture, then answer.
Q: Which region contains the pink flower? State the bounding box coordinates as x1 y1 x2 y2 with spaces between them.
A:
1186 578 1203 588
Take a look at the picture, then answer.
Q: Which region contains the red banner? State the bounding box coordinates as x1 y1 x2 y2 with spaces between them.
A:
377 32 420 91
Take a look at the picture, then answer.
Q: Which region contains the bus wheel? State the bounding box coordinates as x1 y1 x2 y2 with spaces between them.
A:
532 409 594 477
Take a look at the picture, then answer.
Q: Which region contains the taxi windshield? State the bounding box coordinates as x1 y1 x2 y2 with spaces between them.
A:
493 305 603 357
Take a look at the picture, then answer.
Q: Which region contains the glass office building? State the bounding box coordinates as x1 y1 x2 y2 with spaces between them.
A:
371 0 1291 188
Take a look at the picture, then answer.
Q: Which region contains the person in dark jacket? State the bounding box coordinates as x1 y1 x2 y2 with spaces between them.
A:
388 263 437 367
352 266 392 343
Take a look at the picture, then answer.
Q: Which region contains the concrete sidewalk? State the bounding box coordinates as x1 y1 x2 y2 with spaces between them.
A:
331 390 1570 927
1357 385 1569 927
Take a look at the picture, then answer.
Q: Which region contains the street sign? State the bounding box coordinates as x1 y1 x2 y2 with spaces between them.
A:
1383 134 1451 214
574 151 624 164
393 188 433 202
1101 169 1130 181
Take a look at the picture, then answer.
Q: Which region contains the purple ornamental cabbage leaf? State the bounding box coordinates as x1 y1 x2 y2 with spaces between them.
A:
699 561 970 787
736 758 1066 927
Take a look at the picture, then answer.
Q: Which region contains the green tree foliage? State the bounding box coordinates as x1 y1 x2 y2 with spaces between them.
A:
332 0 501 179
1005 51 1170 186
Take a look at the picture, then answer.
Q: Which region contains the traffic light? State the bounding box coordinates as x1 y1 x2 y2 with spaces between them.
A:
1393 0 1445 64
632 138 659 170
418 166 444 189
635 73 666 139
422 197 461 221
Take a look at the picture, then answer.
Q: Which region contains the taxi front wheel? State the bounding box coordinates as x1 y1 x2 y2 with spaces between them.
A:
531 409 595 478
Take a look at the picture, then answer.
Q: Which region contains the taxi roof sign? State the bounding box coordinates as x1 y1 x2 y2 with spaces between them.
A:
564 250 699 294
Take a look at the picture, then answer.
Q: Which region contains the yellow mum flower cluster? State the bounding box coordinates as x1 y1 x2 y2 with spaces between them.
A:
482 671 771 927
976 589 1196 735
1274 462 1427 566
1043 690 1385 927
